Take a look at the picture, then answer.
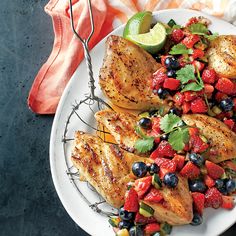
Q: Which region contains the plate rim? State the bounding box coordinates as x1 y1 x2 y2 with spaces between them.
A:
50 8 236 236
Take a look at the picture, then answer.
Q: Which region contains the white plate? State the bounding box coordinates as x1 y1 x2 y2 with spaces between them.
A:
50 9 236 236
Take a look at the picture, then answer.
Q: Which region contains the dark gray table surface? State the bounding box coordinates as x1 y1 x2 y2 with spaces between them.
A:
0 0 235 235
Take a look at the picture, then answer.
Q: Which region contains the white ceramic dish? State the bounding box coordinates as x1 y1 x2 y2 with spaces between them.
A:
50 9 236 236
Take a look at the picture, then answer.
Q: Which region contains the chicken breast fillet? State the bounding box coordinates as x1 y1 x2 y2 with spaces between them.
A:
182 114 236 163
71 131 193 225
207 35 236 79
99 35 168 110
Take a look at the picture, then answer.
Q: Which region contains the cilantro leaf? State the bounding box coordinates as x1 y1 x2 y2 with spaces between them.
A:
189 23 209 35
134 137 154 153
169 44 193 55
205 33 219 40
181 82 203 92
160 114 182 133
168 127 189 151
135 126 148 139
176 65 195 84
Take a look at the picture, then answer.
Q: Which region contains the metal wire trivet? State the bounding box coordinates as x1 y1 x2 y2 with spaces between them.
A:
61 0 117 217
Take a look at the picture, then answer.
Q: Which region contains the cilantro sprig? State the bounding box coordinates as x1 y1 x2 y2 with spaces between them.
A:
169 44 193 55
176 65 204 92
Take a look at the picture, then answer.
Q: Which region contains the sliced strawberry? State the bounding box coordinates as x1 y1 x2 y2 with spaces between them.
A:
221 160 236 172
180 161 200 179
154 157 177 179
163 78 180 90
215 92 228 102
188 127 199 136
144 187 163 203
144 223 161 235
204 175 215 188
221 196 235 210
152 117 161 134
202 68 216 84
173 154 185 170
150 141 175 159
204 84 214 94
192 48 204 59
124 188 139 212
215 77 235 95
152 67 168 89
186 17 198 26
184 91 197 102
134 176 152 199
223 119 235 130
182 101 191 114
190 98 208 113
189 134 209 153
205 187 223 209
192 60 205 71
205 160 225 180
173 92 184 106
192 192 205 215
182 34 200 48
171 29 185 43
135 212 157 224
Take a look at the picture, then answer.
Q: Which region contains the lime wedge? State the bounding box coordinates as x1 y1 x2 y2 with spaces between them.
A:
126 23 167 54
123 11 152 38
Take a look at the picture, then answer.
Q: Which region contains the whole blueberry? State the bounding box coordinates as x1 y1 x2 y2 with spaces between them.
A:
189 153 205 167
129 226 144 236
215 179 224 189
225 179 236 193
163 173 179 188
132 162 148 178
219 98 234 112
157 88 169 99
139 117 152 129
189 179 207 193
118 220 134 230
164 57 180 70
118 207 135 221
149 163 160 175
190 212 203 226
167 69 176 78
169 107 181 116
160 133 169 141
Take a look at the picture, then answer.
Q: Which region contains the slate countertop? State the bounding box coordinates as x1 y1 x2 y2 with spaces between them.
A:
0 1 235 235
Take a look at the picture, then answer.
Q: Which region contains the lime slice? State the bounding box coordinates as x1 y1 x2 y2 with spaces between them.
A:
126 23 167 54
123 11 152 38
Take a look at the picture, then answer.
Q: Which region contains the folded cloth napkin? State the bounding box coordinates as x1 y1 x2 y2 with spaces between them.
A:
28 0 236 114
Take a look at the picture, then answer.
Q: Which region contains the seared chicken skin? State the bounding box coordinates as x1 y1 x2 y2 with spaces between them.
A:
207 35 236 79
71 132 193 225
99 35 168 110
182 114 236 163
95 110 236 163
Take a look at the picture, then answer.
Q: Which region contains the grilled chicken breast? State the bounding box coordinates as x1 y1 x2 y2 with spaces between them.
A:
182 114 236 163
99 35 169 110
207 35 236 79
71 131 193 225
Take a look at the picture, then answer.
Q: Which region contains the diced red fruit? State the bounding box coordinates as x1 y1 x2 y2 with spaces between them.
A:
182 101 191 114
189 134 209 153
202 68 216 84
224 119 235 130
204 175 215 188
171 29 185 43
186 17 199 26
192 60 205 71
190 98 208 114
221 160 236 172
173 92 184 106
182 34 200 48
134 176 152 199
184 143 190 151
192 48 204 59
154 157 177 179
180 161 200 179
215 92 228 102
150 141 176 159
144 223 161 235
215 77 235 95
204 84 214 94
221 196 235 210
173 154 185 170
192 192 205 215
188 127 199 136
144 187 164 203
152 68 168 89
205 160 225 180
135 212 157 224
163 78 180 90
184 91 197 102
205 187 223 209
152 117 161 134
233 98 236 111
124 188 139 212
